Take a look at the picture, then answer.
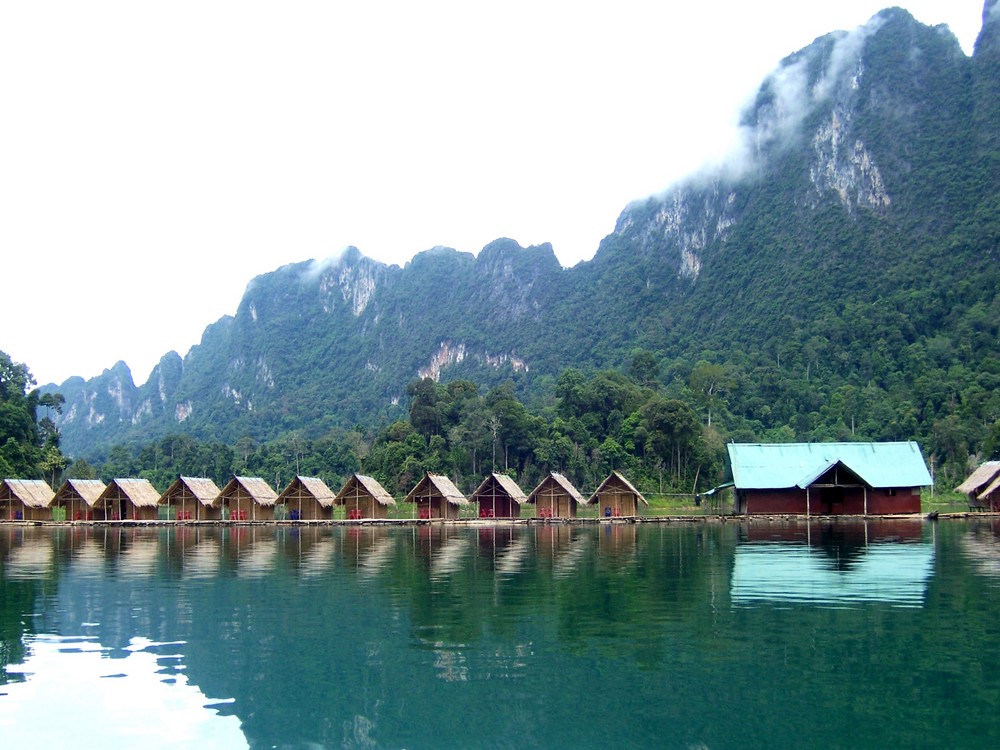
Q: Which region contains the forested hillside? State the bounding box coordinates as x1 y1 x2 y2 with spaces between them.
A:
32 3 1000 495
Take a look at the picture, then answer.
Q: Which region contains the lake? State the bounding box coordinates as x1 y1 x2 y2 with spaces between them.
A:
1 519 999 749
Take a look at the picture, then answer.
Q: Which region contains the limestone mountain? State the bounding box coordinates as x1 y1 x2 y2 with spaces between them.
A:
50 4 1000 461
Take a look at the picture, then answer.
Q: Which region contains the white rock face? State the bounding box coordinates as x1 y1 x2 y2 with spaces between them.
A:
810 107 890 211
417 342 528 381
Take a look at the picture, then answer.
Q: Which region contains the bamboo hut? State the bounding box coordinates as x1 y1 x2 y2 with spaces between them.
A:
403 473 469 520
470 473 527 518
526 472 585 519
51 479 106 522
94 479 161 521
277 476 336 520
334 473 396 520
588 470 648 518
217 476 278 521
976 473 1000 512
0 479 54 521
956 461 1000 510
159 477 222 521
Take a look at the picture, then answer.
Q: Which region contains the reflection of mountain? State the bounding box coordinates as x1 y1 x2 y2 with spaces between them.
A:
731 522 934 607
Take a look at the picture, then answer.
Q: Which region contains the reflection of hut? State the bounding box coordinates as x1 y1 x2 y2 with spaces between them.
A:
728 442 932 515
404 473 468 520
4 531 55 578
51 479 106 522
342 527 395 577
159 477 222 521
118 534 161 578
218 476 278 521
527 472 585 519
588 471 648 518
471 473 527 518
182 536 223 579
277 476 336 521
94 479 161 521
957 462 1000 511
334 474 396 520
0 479 54 521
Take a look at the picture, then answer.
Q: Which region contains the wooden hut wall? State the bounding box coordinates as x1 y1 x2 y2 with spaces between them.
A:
23 504 49 522
476 482 521 518
55 492 90 522
164 486 205 520
737 486 921 515
226 488 275 521
282 490 332 521
344 495 389 520
594 489 639 518
0 485 50 522
534 487 576 518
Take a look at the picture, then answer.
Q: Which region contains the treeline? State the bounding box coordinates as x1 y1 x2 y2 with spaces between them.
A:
0 351 67 485
6 343 999 498
81 358 725 498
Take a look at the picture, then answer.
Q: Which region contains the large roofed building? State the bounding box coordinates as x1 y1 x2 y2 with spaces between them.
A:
728 442 932 515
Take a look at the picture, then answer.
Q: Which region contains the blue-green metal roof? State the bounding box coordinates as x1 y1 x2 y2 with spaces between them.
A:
727 442 932 490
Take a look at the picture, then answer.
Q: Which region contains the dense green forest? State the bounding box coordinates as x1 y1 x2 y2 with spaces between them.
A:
6 341 998 501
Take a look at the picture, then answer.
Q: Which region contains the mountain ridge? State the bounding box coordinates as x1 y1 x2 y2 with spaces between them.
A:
47 5 1000 467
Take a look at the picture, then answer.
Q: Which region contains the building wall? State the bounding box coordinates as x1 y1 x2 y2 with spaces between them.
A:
345 497 389 520
534 493 577 518
739 487 921 514
595 491 640 517
283 499 332 521
867 488 921 514
477 496 520 518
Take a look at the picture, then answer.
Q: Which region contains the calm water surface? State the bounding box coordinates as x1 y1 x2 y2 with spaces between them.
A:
1 520 999 749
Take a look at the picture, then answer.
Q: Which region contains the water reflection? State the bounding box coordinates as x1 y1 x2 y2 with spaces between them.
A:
0 635 246 748
731 520 934 607
961 518 1000 578
2 522 1000 749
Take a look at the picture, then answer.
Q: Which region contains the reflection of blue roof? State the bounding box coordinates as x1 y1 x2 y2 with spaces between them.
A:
728 442 932 490
731 541 934 607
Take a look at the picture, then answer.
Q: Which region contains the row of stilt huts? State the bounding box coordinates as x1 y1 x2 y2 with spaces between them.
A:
0 470 648 524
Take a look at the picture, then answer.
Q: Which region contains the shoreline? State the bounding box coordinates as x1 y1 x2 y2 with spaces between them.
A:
2 511 995 529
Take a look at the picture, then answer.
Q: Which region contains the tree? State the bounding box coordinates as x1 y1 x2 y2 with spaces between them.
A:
688 361 734 428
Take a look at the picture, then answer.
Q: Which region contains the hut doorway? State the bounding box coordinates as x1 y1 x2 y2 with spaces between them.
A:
820 487 844 514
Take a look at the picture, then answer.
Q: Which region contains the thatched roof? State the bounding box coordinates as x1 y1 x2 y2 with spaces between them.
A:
54 479 106 506
277 476 337 507
100 478 162 507
160 477 223 507
404 473 469 506
979 473 1000 501
527 472 585 505
956 461 1000 496
334 473 397 507
587 470 649 506
471 473 528 505
1 479 54 508
219 476 278 505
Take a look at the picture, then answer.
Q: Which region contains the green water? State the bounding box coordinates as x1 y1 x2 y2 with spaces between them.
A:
1 520 998 749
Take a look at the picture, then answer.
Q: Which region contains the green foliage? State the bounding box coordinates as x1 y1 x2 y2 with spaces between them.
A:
0 351 68 483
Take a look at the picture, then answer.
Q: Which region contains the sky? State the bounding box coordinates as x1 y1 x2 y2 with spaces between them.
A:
0 1 987 388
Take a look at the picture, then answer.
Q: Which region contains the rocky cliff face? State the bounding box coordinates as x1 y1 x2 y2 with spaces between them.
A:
49 5 999 458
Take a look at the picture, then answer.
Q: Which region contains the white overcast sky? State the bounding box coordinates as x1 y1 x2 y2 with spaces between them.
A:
0 1 986 388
